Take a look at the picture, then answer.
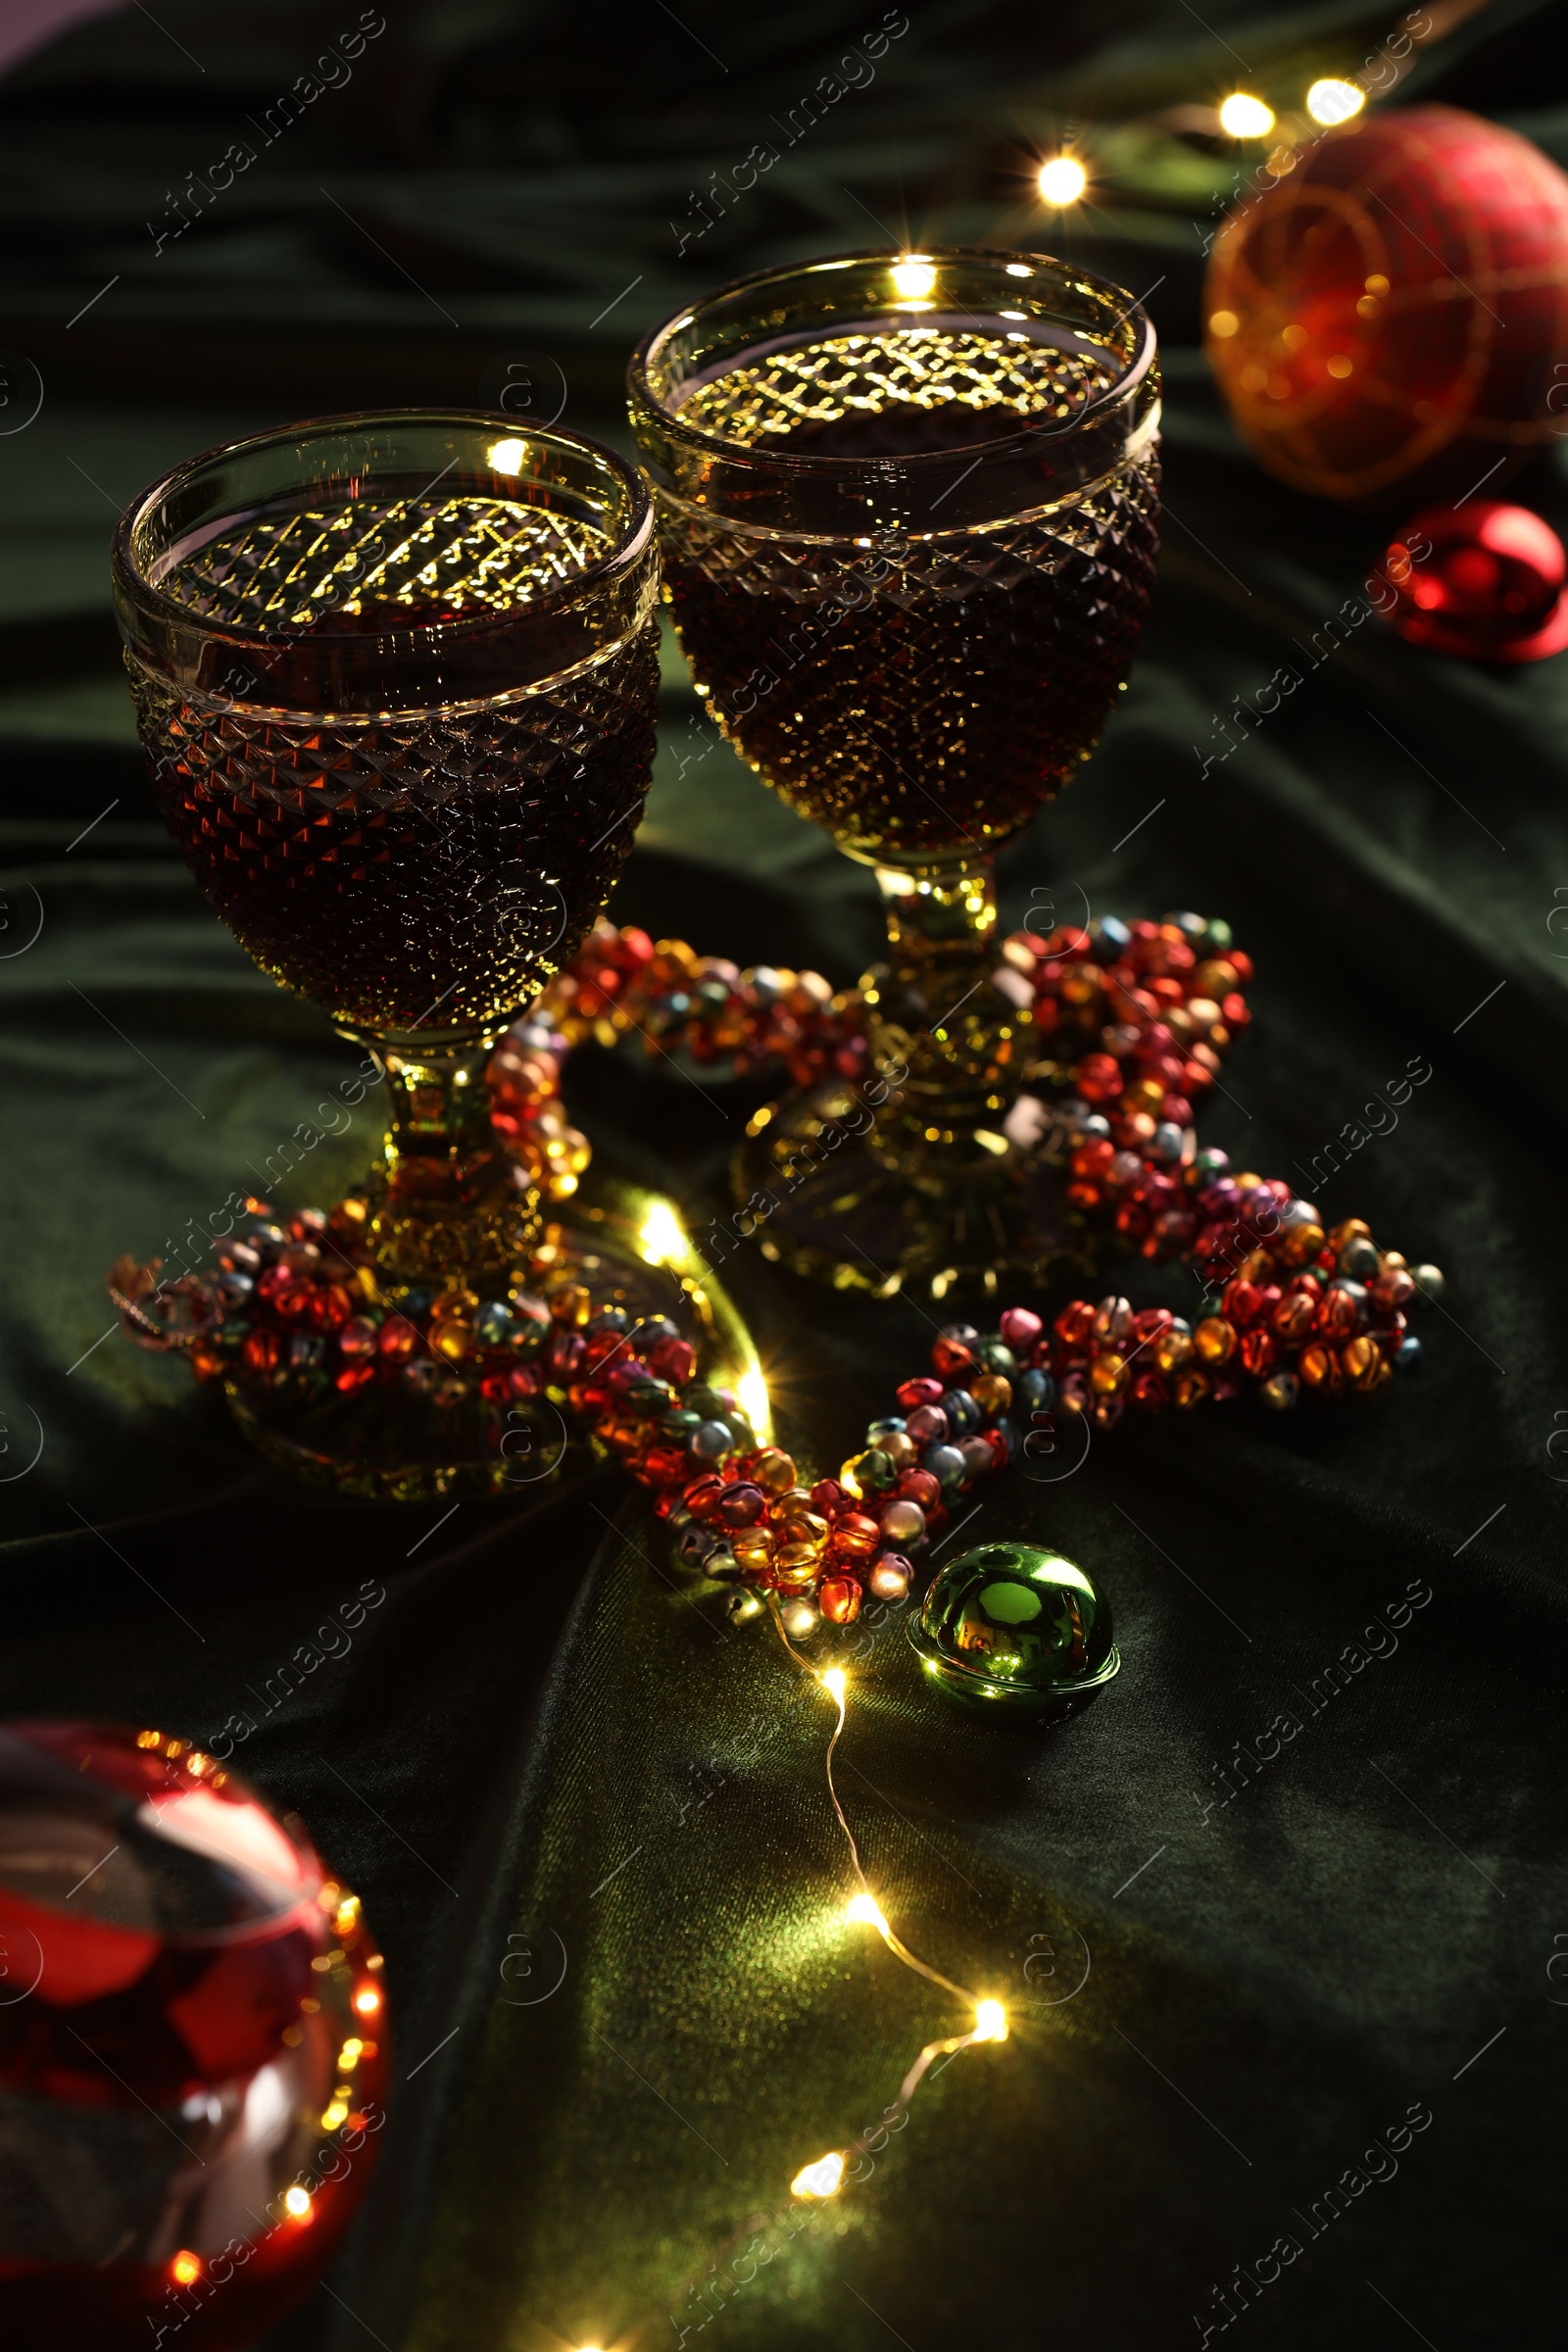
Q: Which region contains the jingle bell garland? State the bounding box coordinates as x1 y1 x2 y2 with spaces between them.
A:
109 911 1441 1633
528 906 1248 1139
660 1203 1433 1637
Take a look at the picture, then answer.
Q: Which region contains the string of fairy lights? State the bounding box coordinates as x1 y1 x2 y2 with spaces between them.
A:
566 1636 1011 2352
1035 73 1370 210
775 1647 1009 2209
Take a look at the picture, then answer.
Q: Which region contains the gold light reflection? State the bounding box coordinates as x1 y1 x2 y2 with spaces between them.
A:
637 1200 686 1267
487 437 526 474
890 256 937 302
735 1364 770 1434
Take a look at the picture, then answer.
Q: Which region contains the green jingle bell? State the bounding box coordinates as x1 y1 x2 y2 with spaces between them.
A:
908 1540 1120 1712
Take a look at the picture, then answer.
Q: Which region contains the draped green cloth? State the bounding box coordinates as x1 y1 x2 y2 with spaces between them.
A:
1 1 1563 2343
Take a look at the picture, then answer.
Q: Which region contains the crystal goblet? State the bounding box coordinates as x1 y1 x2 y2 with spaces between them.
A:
629 249 1160 1298
112 413 677 1493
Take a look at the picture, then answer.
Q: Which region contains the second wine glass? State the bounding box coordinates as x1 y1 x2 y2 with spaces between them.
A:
629 247 1160 1298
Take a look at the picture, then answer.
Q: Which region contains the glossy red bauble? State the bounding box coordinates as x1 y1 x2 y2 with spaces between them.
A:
1382 502 1568 662
0 1723 389 2349
1205 106 1568 504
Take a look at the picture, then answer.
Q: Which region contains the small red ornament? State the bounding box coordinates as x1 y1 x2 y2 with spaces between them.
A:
1383 502 1568 662
1205 105 1568 504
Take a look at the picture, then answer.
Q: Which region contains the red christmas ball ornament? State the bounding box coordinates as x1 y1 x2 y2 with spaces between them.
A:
1205 105 1568 505
0 1722 390 2349
1383 502 1568 662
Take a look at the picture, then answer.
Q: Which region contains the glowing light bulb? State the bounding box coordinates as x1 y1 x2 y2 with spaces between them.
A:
171 2251 201 2285
973 1999 1009 2043
283 2185 313 2220
791 2150 845 2200
1037 156 1087 206
820 1667 847 1703
637 1200 686 1267
890 256 936 301
845 1890 888 1931
486 436 526 474
1305 77 1364 125
1218 92 1274 138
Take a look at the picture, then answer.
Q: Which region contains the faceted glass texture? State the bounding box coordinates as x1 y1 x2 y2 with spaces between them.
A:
657 424 1158 860
113 415 661 1053
631 258 1160 868
129 607 659 1041
679 324 1121 450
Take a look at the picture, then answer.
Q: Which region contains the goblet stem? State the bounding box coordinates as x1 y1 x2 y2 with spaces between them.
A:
361 1034 540 1285
869 854 1015 1182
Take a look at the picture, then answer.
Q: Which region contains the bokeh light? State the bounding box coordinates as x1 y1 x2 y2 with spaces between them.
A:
1306 78 1365 125
1037 156 1088 205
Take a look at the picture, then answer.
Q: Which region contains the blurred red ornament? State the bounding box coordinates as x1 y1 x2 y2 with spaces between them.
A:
1384 503 1568 662
1205 105 1568 504
1382 503 1568 662
0 1723 389 2349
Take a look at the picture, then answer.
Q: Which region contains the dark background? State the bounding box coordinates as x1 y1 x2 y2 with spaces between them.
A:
2 2 1566 2346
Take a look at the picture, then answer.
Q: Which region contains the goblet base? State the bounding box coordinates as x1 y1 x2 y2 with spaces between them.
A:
735 1079 1095 1303
210 1183 762 1504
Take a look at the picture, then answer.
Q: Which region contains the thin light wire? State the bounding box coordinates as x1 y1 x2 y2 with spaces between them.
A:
893 2028 983 2112
873 1918 973 2007
821 1674 868 1888
762 1597 1006 2192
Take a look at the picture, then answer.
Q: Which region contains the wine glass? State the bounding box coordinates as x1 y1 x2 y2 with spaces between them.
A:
628 249 1160 1298
112 412 677 1493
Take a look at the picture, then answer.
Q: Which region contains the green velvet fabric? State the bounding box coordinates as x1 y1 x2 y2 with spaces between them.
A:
1 2 1564 2345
